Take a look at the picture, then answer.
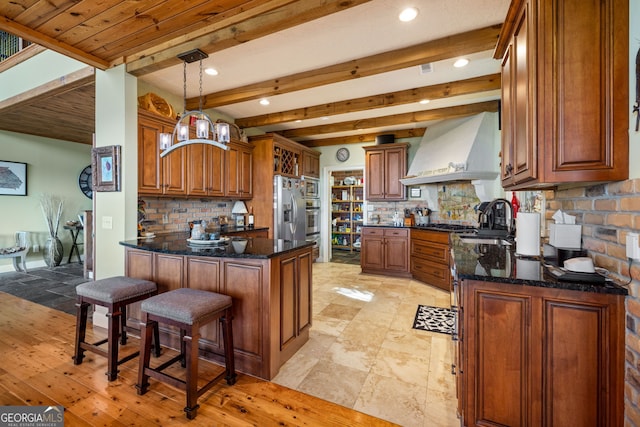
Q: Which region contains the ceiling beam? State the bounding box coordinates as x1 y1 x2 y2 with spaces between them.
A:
278 100 499 138
189 24 501 110
297 128 427 147
125 0 372 76
0 16 110 70
235 74 501 128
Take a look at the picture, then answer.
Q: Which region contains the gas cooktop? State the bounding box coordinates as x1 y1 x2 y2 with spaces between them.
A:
415 223 477 233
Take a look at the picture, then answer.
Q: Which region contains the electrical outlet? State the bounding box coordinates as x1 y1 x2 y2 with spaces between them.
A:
33 244 39 253
626 232 640 260
162 214 168 224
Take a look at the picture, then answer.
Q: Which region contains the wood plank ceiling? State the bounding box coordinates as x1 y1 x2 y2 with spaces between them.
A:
0 0 508 146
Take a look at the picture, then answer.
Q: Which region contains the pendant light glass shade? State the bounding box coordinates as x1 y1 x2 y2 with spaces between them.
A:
158 49 231 158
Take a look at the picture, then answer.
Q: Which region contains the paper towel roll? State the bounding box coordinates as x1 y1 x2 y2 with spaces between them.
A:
516 212 540 257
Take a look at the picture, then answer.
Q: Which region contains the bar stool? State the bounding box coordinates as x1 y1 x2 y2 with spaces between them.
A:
73 276 159 381
136 288 236 420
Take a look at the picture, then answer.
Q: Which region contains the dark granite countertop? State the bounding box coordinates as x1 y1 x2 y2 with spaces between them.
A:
120 232 312 259
451 234 628 295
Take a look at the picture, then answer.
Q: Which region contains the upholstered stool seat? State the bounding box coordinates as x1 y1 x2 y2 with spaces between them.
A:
73 276 159 381
136 288 236 420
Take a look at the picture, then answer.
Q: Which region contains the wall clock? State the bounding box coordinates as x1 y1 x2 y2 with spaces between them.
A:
336 147 350 162
78 165 93 199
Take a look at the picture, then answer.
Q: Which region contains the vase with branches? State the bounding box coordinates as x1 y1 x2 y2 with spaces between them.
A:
39 193 64 267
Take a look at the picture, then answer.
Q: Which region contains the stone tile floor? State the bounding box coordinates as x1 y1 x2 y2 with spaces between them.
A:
0 263 85 315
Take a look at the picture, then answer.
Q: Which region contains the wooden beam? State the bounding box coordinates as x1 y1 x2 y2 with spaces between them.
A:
297 128 427 147
0 16 110 69
125 0 372 76
190 25 501 109
236 74 501 128
279 100 499 138
0 67 95 111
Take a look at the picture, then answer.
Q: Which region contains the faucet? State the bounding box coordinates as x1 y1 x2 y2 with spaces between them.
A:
479 198 514 236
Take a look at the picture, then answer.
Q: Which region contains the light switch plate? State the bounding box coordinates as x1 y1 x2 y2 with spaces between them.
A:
102 216 113 229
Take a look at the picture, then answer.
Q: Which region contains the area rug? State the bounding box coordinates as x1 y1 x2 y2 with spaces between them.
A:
412 305 455 335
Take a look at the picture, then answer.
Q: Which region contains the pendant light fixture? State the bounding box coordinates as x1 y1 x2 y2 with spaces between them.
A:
159 49 230 158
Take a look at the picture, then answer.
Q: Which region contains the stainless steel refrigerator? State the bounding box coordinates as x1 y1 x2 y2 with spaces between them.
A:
273 175 306 241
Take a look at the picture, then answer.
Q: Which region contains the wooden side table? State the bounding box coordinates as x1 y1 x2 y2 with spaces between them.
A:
63 224 84 264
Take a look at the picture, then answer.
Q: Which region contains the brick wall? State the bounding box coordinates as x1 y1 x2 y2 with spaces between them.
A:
139 197 235 233
547 180 640 424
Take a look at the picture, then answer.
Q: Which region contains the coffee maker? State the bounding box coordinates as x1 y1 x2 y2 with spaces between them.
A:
477 198 513 237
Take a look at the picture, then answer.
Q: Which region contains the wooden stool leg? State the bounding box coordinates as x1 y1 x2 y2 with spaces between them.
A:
221 308 237 385
136 314 155 395
72 300 89 365
120 304 128 345
180 329 187 368
183 327 200 420
153 321 161 357
106 306 120 381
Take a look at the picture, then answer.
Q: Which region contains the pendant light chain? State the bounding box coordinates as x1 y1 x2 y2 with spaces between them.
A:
182 60 187 114
199 58 204 112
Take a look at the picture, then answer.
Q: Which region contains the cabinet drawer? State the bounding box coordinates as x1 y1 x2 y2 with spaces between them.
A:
411 239 449 264
411 258 450 291
383 228 409 238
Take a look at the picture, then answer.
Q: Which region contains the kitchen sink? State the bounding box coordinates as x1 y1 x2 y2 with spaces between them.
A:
458 234 513 246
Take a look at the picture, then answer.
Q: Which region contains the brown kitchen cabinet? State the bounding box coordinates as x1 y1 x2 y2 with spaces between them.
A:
363 143 408 201
457 279 625 426
124 245 312 380
301 149 320 178
410 229 450 291
224 140 253 199
496 0 628 189
361 227 410 278
186 143 224 197
138 109 186 196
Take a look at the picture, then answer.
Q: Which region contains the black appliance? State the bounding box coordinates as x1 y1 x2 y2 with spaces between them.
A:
477 198 513 237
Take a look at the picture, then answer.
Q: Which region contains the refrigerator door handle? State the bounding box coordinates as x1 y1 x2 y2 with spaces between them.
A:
290 192 297 235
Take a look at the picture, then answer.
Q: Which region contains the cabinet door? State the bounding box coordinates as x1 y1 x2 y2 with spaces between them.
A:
384 229 409 272
464 281 535 427
187 257 222 350
138 115 164 195
162 145 186 195
361 229 384 269
301 151 320 177
384 147 406 200
225 142 252 199
187 144 224 197
365 150 385 200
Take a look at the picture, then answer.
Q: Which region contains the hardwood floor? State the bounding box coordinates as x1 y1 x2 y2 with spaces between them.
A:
0 292 397 426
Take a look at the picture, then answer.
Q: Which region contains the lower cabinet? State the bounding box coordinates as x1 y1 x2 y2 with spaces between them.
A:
410 229 451 291
124 246 312 380
361 227 410 277
458 279 625 426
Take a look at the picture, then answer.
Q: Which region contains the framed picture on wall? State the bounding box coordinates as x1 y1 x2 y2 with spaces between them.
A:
0 160 27 196
91 145 121 192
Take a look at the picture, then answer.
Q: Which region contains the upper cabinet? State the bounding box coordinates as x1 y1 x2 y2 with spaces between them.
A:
363 143 408 201
301 149 320 178
496 0 628 189
138 109 252 199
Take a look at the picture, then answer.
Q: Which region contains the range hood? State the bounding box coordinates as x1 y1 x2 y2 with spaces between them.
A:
400 112 499 186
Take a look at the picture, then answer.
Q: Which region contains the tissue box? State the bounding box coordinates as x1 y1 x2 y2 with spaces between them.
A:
549 224 582 248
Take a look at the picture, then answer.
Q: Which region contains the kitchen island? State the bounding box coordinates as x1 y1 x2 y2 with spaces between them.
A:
451 234 627 426
120 233 313 380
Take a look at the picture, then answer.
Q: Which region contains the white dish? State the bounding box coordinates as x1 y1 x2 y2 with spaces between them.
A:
187 237 229 246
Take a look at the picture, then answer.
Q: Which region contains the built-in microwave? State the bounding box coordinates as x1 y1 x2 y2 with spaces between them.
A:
303 177 319 199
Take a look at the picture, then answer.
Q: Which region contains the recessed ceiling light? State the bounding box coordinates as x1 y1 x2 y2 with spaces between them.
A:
259 99 270 106
321 117 329 121
419 99 430 105
453 58 469 68
295 120 302 123
204 67 218 76
399 7 418 22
